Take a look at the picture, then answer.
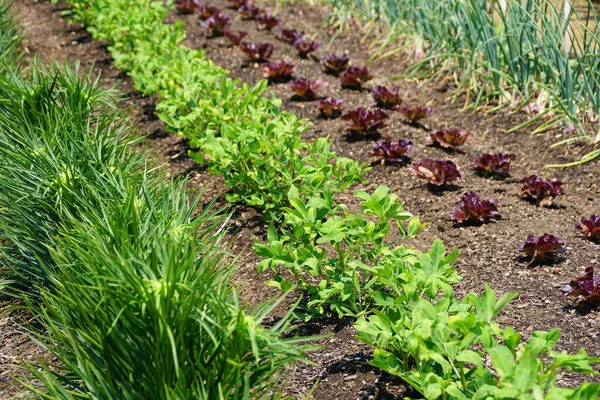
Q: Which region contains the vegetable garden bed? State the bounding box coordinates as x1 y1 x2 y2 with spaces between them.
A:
1 0 599 398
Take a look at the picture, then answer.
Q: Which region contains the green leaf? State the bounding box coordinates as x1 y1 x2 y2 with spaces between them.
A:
487 345 515 380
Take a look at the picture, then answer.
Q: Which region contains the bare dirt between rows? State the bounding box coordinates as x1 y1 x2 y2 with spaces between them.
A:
1 0 599 398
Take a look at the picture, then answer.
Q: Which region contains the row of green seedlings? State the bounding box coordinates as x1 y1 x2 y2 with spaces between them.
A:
327 0 600 167
179 0 600 397
57 0 600 399
0 34 315 400
187 0 600 308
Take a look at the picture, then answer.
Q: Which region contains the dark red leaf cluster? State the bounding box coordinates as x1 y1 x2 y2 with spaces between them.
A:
341 108 389 136
339 66 373 89
293 39 320 58
427 129 470 149
368 139 413 164
238 4 262 19
575 215 600 242
407 158 461 186
223 30 248 45
318 98 343 118
255 14 280 30
262 61 294 82
276 29 304 44
473 152 516 178
200 13 231 36
519 233 565 266
288 79 327 100
239 42 274 61
520 175 564 206
322 53 350 75
562 267 600 306
396 105 433 123
197 5 221 19
176 0 200 14
372 86 403 109
227 0 250 9
451 191 499 224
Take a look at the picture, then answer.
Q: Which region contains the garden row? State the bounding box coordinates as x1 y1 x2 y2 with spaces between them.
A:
327 0 600 166
0 3 314 398
5 0 596 398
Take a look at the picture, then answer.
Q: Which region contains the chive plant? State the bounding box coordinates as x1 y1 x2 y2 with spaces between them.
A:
0 59 315 399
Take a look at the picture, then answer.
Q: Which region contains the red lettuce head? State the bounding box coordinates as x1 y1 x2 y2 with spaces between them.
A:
427 129 469 149
341 107 389 136
238 4 262 19
322 53 350 75
255 14 280 30
520 175 564 206
407 158 461 186
262 61 294 82
227 0 251 9
519 233 565 266
372 86 403 109
396 105 433 123
451 191 499 224
562 267 600 307
293 39 320 58
368 139 413 164
239 41 274 61
200 13 231 36
288 78 327 100
474 152 516 178
340 66 373 89
197 5 221 19
575 215 600 242
276 29 304 44
223 29 248 45
318 98 343 118
176 0 200 14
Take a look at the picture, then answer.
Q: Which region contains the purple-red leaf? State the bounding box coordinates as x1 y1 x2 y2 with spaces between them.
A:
276 29 304 44
575 215 600 242
176 0 200 14
293 39 319 58
519 233 565 266
396 105 433 123
474 152 516 178
239 41 274 61
227 0 250 9
341 107 389 136
372 86 403 109
197 5 221 20
318 98 343 118
322 53 350 75
223 29 248 45
339 66 373 89
288 78 327 100
520 175 564 206
562 267 600 306
200 13 231 36
451 191 499 224
368 139 413 164
427 129 469 149
262 61 294 82
255 14 280 30
238 4 262 19
407 158 461 186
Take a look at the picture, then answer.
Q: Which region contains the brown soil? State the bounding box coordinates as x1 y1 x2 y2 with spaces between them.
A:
2 0 599 398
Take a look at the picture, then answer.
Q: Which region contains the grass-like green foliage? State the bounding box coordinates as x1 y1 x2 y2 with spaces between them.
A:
329 0 600 165
57 0 365 221
0 61 316 398
0 1 20 68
